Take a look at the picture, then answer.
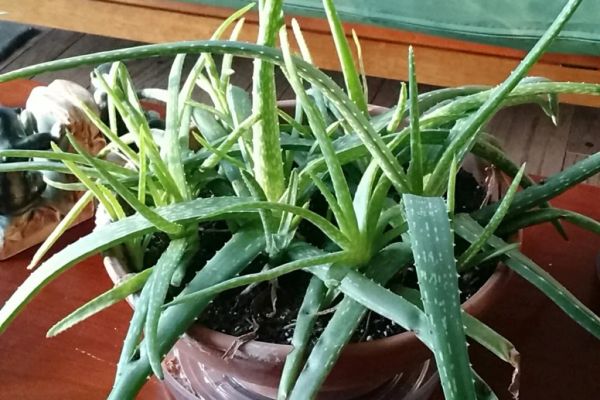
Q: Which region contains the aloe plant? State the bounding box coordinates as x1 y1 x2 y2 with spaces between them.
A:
0 0 599 399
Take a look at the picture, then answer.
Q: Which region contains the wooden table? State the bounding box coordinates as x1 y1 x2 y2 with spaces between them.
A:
1 80 599 399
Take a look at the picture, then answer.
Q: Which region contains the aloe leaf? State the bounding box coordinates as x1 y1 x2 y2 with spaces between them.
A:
201 113 260 169
220 17 246 90
27 191 94 270
0 195 357 336
321 0 368 115
0 197 209 331
166 251 349 309
458 164 525 270
0 40 494 193
474 151 600 222
498 208 600 236
426 0 584 195
374 85 488 133
47 267 153 337
0 148 134 176
351 29 368 101
404 194 476 400
280 28 358 235
52 143 121 220
251 0 285 201
421 82 600 131
353 163 379 237
117 271 154 372
164 54 190 200
278 276 328 399
398 285 519 396
471 137 568 239
0 160 81 175
94 72 182 199
307 171 347 234
109 228 265 400
461 243 521 272
289 18 330 130
137 119 148 204
386 82 407 133
406 47 424 193
179 2 255 110
286 242 415 399
187 100 231 125
145 238 188 378
42 95 128 161
455 214 600 340
277 170 300 237
464 315 520 398
240 170 277 253
68 136 184 236
193 131 246 169
447 156 458 217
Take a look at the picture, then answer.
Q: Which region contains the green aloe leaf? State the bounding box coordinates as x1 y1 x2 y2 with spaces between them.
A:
322 0 368 115
179 2 255 110
110 228 265 399
471 137 568 239
404 194 476 400
455 214 600 340
398 286 519 398
286 242 414 400
27 191 94 270
145 238 189 378
498 208 600 236
406 47 424 193
277 276 328 399
68 136 184 236
164 54 190 200
474 152 600 222
251 0 285 201
280 26 358 239
426 0 583 195
386 82 407 133
166 251 349 309
47 267 153 337
458 164 525 269
0 195 352 336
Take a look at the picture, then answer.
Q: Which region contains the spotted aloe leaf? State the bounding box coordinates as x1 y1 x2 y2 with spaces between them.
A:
404 194 477 400
285 242 414 400
455 214 600 340
251 0 285 201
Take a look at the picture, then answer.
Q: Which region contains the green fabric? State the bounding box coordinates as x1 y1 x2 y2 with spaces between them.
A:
182 0 600 55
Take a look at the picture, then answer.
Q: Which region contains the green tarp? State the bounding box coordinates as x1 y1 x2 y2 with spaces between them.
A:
182 0 600 55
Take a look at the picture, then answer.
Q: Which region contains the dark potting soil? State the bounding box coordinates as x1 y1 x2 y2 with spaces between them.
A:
195 169 494 345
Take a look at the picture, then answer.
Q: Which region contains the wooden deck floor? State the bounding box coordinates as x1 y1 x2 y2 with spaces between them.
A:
1 26 598 185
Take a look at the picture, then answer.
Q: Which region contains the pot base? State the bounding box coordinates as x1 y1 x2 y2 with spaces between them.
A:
161 349 438 400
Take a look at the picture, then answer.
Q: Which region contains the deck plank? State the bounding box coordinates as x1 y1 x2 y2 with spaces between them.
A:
0 29 83 74
567 106 600 155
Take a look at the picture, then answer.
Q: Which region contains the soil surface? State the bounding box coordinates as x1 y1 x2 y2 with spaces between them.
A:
197 170 493 344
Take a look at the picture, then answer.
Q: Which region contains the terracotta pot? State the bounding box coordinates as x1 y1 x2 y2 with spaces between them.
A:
104 243 511 400
102 101 513 399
